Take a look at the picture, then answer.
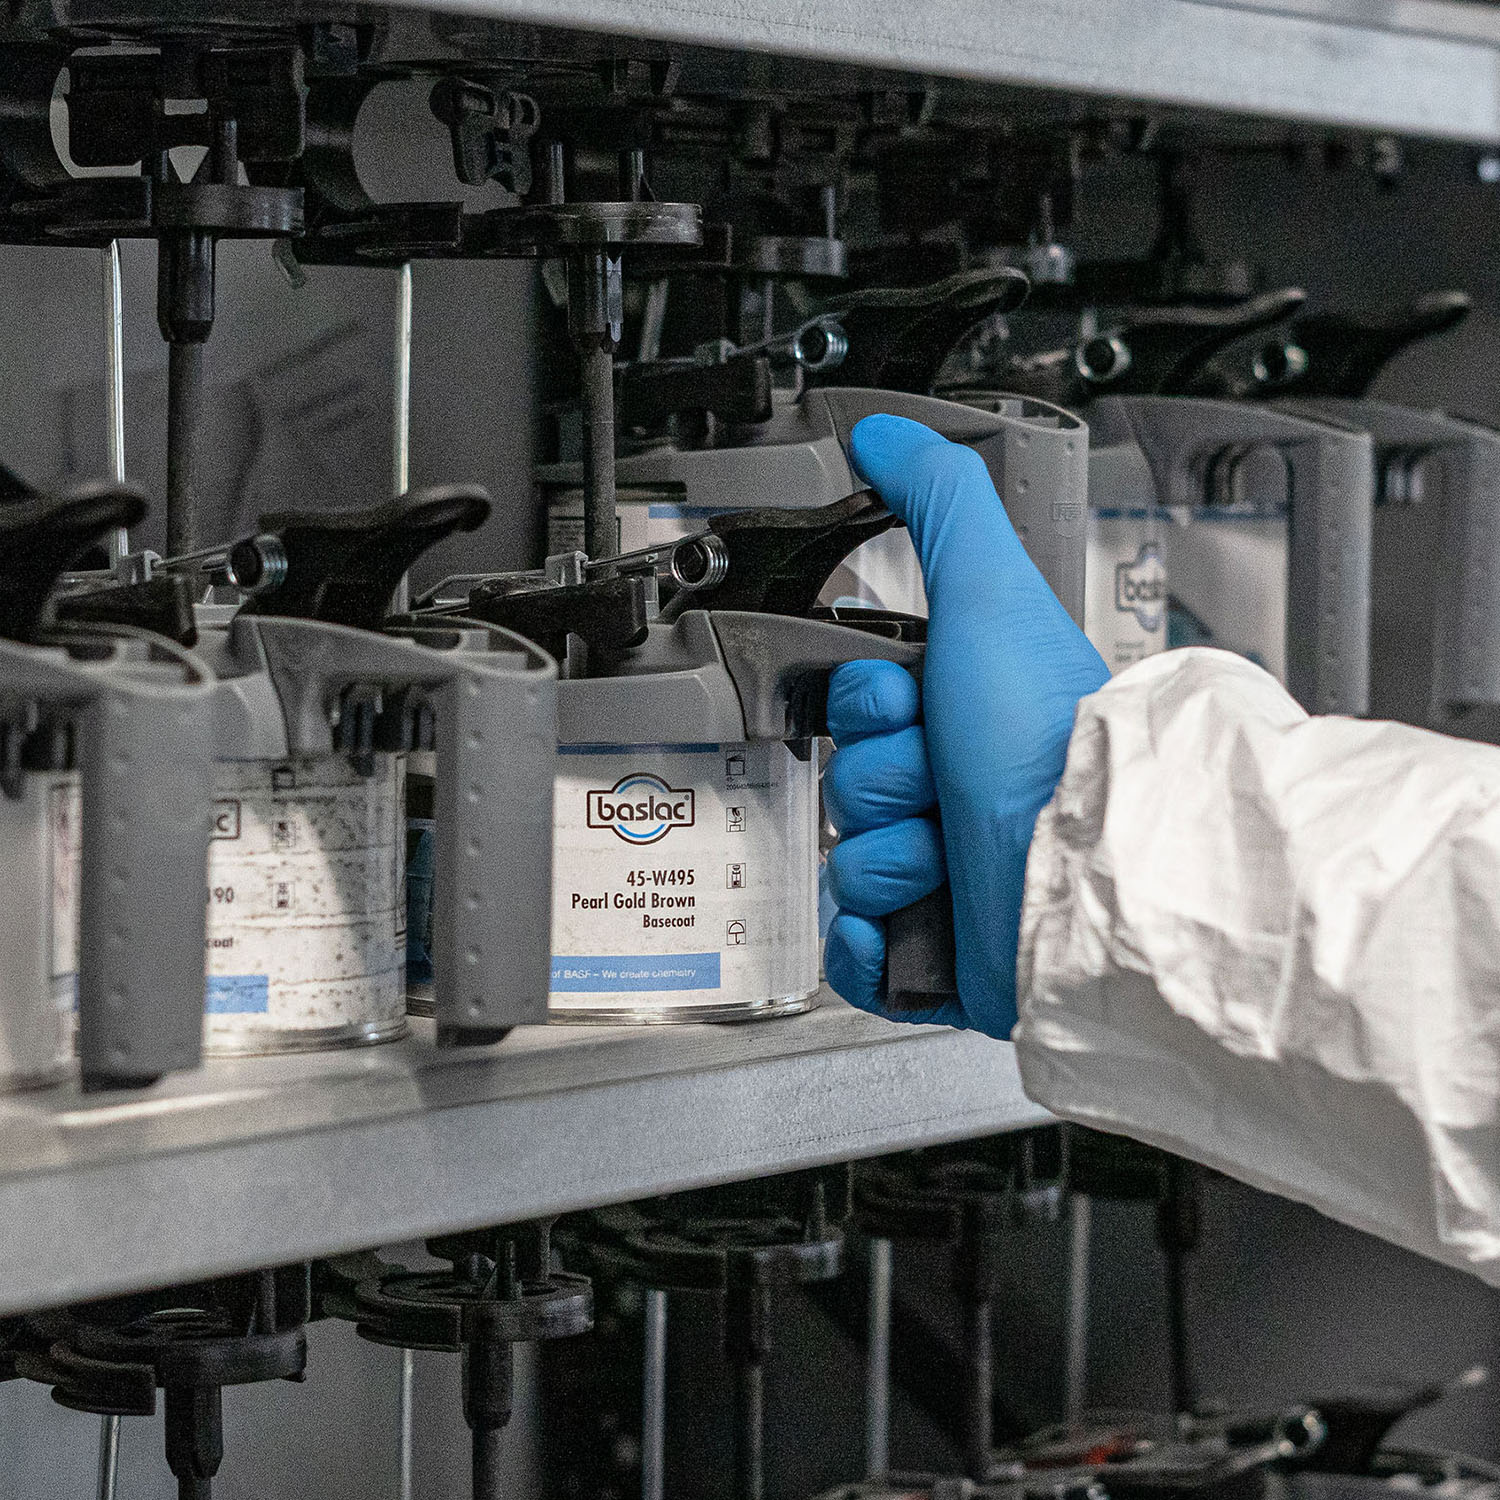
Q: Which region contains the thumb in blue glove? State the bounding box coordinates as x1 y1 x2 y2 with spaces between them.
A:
822 414 1109 1037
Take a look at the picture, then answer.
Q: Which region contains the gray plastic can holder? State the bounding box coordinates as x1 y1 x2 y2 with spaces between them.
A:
0 626 216 1090
554 610 924 747
231 614 557 1041
1288 398 1500 726
1093 395 1373 716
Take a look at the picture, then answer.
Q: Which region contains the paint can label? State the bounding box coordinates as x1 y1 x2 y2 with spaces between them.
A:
1086 514 1168 673
204 755 406 1049
49 775 80 1016
0 771 76 1085
550 742 818 1014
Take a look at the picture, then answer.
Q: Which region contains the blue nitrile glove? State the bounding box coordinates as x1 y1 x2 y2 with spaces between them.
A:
822 415 1109 1037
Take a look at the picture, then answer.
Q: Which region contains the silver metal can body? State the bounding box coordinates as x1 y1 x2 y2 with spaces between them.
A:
0 771 78 1091
549 741 819 1023
204 755 407 1054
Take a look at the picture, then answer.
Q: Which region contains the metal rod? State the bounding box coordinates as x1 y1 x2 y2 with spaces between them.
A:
962 1296 993 1483
398 1348 415 1500
580 339 617 559
393 263 412 497
96 1415 120 1500
567 249 622 561
1165 1242 1194 1416
101 243 130 565
865 1237 892 1480
642 1288 668 1500
1065 1195 1092 1425
731 1355 764 1500
473 1425 503 1500
165 340 205 557
391 261 413 614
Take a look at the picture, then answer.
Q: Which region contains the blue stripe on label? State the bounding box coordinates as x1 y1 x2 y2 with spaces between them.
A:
551 954 722 992
558 743 720 756
646 504 733 519
1188 508 1288 523
206 974 270 1014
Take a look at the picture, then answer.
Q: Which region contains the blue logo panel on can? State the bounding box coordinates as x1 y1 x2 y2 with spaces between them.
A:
550 954 722 992
206 974 271 1014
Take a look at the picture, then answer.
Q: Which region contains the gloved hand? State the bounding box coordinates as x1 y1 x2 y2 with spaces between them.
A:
822 415 1109 1036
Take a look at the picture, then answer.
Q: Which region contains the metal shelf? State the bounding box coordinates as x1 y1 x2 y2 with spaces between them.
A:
391 0 1500 142
0 991 1045 1316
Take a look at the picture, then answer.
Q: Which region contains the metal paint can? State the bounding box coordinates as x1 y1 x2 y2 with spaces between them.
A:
203 753 407 1054
0 770 79 1090
549 740 819 1022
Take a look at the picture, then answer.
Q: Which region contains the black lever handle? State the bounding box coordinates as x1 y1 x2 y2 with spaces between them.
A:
0 462 37 501
617 354 773 431
1276 290 1472 398
814 268 1030 394
463 573 651 663
54 573 199 646
658 490 899 621
0 483 147 642
1004 288 1307 406
1114 287 1307 395
242 484 492 629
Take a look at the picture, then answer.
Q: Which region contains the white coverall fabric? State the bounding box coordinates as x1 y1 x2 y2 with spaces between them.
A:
1012 647 1500 1285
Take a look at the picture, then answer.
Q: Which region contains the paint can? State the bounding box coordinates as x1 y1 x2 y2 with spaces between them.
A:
549 739 818 1022
203 754 407 1054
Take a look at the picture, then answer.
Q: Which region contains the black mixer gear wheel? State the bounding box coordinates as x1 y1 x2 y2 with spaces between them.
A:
317 1221 593 1500
16 1268 309 1500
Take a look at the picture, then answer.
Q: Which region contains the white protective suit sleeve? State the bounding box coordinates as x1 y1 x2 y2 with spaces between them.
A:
1012 646 1500 1286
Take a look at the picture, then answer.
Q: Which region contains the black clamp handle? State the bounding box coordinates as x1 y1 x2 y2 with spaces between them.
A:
617 354 773 432
54 574 199 646
0 484 147 642
464 573 650 664
813 268 1030 394
242 484 492 629
1274 290 1472 399
658 490 899 621
1002 288 1306 406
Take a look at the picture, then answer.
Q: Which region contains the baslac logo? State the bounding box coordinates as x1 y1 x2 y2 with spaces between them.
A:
1114 541 1166 631
587 774 696 844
